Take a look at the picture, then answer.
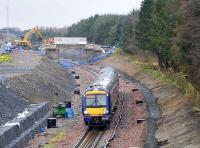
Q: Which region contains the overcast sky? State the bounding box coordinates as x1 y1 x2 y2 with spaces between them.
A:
0 0 142 30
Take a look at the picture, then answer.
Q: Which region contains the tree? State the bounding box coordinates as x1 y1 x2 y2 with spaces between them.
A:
136 0 176 68
118 16 133 52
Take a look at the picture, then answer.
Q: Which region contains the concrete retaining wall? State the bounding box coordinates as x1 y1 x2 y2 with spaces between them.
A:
0 102 52 148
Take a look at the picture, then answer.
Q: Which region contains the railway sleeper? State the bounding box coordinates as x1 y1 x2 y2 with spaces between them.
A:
132 88 139 92
74 75 80 79
74 89 80 95
71 71 76 74
136 100 144 105
136 118 145 124
75 84 80 87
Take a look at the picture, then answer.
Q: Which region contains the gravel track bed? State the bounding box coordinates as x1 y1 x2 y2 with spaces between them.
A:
27 65 148 147
57 67 97 147
97 77 148 148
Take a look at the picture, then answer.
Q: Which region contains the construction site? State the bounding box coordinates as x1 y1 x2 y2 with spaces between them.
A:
0 35 199 148
0 0 200 148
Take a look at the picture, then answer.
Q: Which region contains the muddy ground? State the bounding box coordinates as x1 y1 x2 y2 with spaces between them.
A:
99 53 200 147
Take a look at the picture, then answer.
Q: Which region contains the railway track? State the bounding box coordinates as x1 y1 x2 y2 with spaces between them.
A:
74 128 104 148
76 65 100 76
73 65 102 148
74 65 126 148
74 85 126 148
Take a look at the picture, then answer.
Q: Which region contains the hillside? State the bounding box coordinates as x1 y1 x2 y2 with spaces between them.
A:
99 53 200 147
136 0 200 90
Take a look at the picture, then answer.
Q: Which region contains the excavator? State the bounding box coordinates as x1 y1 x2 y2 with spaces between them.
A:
14 27 43 49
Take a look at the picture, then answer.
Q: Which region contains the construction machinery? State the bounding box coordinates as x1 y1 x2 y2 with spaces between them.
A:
15 27 43 49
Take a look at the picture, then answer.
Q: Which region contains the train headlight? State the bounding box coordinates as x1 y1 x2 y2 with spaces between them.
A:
104 110 109 114
84 110 88 114
102 117 109 120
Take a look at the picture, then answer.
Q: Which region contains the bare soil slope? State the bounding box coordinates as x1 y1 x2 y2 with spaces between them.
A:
99 54 200 147
6 58 75 104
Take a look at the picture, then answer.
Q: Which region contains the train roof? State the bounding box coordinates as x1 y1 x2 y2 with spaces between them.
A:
86 66 118 92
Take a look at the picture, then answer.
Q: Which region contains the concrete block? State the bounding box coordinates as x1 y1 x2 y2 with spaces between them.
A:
0 102 51 148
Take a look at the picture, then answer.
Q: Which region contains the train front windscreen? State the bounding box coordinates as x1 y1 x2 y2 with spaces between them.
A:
85 94 107 108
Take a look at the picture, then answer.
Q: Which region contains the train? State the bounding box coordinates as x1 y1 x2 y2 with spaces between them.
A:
82 66 119 126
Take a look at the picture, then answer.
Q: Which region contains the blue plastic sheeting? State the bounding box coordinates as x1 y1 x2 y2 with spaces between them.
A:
1 43 15 54
78 60 86 65
0 76 6 82
58 48 115 69
65 108 75 118
58 59 75 69
89 48 116 64
39 128 46 133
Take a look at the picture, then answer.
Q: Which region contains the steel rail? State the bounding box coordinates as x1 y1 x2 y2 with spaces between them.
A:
77 65 100 76
73 66 103 148
74 128 103 148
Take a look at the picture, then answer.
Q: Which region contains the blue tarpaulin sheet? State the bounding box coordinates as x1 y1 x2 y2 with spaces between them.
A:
58 59 74 68
89 48 115 64
65 108 75 118
58 48 116 68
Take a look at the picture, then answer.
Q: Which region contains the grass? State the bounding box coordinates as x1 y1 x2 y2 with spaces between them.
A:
114 48 123 55
132 58 200 111
44 131 65 148
0 54 13 64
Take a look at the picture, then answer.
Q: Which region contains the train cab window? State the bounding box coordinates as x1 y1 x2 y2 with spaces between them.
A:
86 95 96 107
96 95 107 107
85 94 107 107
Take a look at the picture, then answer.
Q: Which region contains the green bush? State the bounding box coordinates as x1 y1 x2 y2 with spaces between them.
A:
140 62 200 110
114 48 122 55
0 54 13 63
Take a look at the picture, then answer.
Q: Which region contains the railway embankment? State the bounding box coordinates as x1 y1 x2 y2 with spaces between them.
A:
0 50 76 147
6 57 75 104
99 54 200 147
0 84 29 126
